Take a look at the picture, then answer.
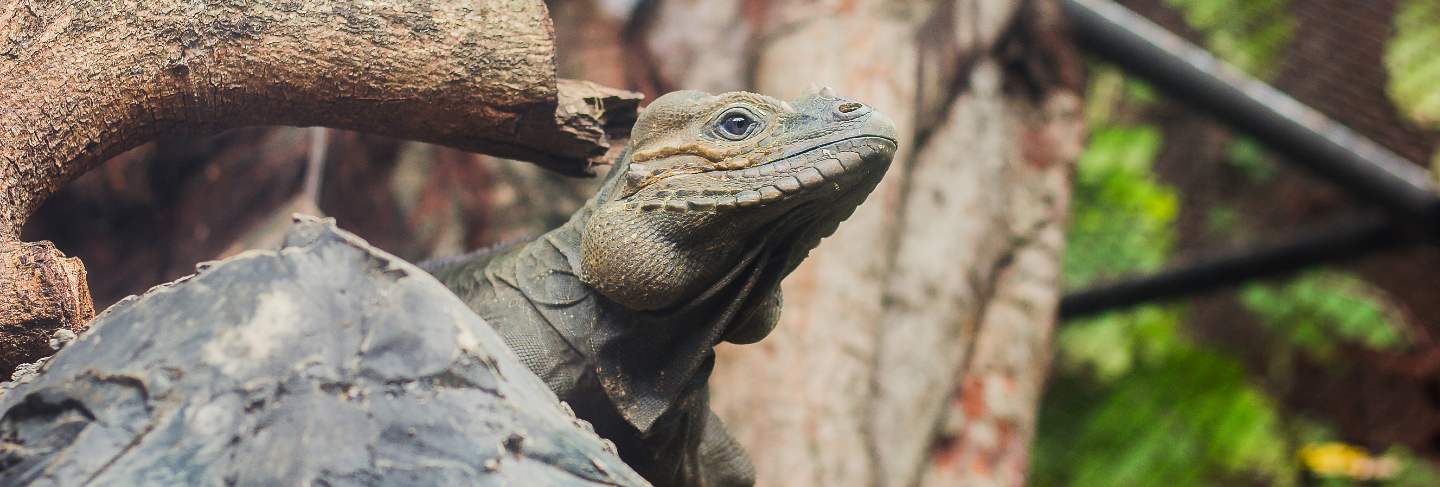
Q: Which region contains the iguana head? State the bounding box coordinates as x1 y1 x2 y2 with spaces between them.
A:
579 89 897 321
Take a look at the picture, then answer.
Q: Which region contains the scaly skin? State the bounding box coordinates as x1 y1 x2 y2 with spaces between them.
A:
425 89 897 486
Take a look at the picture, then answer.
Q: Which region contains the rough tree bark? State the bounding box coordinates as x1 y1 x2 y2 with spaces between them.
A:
636 0 1084 485
0 0 639 375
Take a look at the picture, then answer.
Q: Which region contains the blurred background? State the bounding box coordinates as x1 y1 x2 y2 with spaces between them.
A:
23 0 1440 485
1042 1 1440 485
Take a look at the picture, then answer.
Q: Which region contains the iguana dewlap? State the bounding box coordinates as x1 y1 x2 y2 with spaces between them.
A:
425 89 897 487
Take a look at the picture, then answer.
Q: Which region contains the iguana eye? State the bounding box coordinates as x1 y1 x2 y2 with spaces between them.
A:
715 109 760 140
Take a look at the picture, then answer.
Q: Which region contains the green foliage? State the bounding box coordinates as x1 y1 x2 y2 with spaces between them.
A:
1241 271 1410 360
1050 84 1295 482
1054 187 1414 485
1225 136 1279 183
1165 0 1296 78
1082 68 1158 127
1047 274 1420 485
1053 193 1418 485
1049 33 1428 481
1038 307 1296 486
1382 448 1440 486
1063 125 1178 289
1385 0 1440 128
1205 205 1242 239
1057 305 1183 382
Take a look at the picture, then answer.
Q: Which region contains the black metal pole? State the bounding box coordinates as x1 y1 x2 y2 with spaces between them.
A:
1060 0 1440 225
1059 215 1409 319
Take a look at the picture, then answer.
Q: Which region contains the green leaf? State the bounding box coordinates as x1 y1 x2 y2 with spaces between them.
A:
1387 0 1440 128
1225 136 1278 183
1064 124 1178 288
1035 334 1297 486
1240 270 1410 360
1165 0 1296 79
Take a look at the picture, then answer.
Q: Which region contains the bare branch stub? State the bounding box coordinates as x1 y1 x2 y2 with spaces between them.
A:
0 0 640 373
0 241 94 376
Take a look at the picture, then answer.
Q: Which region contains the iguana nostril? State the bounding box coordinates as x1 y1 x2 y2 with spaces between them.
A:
838 102 863 113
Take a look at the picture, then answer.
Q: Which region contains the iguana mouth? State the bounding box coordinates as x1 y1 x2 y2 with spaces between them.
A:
621 135 897 212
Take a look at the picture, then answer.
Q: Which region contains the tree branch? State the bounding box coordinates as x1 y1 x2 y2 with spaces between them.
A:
0 0 640 374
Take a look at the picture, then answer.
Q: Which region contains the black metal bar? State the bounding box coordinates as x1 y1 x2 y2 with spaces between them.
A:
1060 0 1440 224
1059 215 1410 319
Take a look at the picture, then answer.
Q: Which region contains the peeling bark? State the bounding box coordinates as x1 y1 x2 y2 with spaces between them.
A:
0 0 640 373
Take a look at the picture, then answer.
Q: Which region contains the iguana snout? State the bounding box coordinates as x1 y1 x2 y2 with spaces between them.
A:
580 89 898 311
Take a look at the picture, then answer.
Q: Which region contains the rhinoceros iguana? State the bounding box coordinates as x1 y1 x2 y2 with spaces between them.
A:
425 89 898 486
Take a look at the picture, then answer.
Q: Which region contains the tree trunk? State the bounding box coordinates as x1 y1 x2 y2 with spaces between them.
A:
636 0 1084 484
0 0 639 375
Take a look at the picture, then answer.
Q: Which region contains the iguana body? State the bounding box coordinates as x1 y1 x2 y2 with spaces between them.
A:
425 89 897 486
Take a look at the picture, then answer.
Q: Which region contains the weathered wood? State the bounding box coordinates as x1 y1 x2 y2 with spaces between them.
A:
0 240 93 376
0 0 640 373
0 217 648 486
0 0 642 237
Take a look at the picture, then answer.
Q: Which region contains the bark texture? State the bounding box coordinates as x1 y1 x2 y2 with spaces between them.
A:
637 0 1083 484
0 0 639 375
0 240 93 376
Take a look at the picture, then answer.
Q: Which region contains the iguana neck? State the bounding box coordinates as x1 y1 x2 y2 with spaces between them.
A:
489 190 781 433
